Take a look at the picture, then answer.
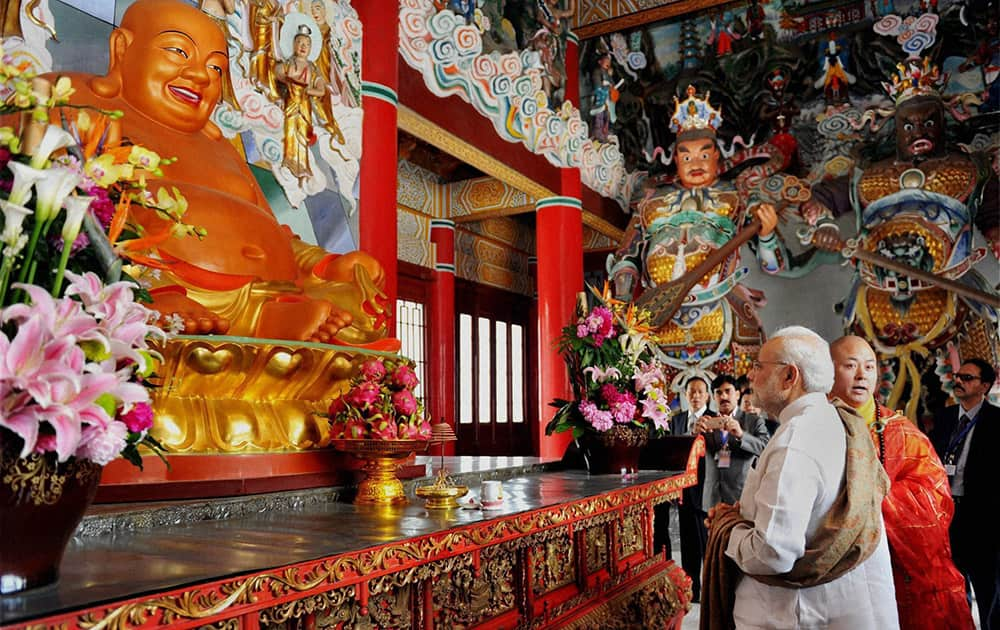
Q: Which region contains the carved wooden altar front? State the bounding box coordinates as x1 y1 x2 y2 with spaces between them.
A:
0 468 695 630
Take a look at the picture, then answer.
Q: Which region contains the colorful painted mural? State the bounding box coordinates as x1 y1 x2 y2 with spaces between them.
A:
583 0 999 418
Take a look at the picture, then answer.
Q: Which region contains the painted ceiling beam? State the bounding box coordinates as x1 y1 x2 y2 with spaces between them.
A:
574 0 735 39
453 204 537 223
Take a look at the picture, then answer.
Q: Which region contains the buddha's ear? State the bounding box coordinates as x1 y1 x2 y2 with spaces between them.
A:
92 28 133 97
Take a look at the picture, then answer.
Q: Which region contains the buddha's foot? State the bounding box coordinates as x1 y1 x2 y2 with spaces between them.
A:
306 306 355 344
149 288 231 335
256 298 353 343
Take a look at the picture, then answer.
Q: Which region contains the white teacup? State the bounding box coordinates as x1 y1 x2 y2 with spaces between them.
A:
481 480 503 509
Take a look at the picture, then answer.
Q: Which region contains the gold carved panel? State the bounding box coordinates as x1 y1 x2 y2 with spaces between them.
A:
616 506 646 560
432 544 518 628
583 525 609 575
530 531 576 596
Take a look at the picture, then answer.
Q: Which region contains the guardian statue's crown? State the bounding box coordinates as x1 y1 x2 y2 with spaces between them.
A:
670 85 723 136
883 57 943 105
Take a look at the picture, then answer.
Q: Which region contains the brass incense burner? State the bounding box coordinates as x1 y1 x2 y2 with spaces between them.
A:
415 423 468 509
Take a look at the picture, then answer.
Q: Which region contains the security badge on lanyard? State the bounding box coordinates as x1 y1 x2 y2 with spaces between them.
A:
717 430 731 469
944 414 977 477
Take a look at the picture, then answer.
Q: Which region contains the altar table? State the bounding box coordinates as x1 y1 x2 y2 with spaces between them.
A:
0 464 695 629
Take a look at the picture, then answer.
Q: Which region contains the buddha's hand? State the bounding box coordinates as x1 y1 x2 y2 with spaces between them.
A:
148 287 231 335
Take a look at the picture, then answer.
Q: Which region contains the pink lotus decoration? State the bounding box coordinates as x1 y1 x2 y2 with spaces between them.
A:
329 356 431 441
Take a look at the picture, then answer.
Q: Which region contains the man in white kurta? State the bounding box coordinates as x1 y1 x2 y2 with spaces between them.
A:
723 326 898 629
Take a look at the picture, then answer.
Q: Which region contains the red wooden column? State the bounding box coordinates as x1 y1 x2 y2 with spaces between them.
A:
535 193 583 459
533 33 584 459
430 219 456 455
358 0 399 332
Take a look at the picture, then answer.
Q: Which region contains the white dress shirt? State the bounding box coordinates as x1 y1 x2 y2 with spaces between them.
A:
725 392 898 629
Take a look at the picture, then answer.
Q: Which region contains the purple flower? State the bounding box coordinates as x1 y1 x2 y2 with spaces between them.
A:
86 185 115 229
611 399 636 424
579 399 614 432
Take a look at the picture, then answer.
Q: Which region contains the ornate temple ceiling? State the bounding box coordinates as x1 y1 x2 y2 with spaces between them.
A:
574 0 733 38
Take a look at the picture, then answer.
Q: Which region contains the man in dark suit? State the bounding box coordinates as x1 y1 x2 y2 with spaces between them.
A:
701 374 770 512
653 376 714 602
930 358 999 630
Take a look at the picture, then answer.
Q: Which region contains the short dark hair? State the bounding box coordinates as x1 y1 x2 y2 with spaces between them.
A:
711 374 738 391
962 358 996 386
685 376 708 390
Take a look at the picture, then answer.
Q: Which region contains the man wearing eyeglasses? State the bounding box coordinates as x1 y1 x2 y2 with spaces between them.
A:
930 358 999 630
706 326 898 629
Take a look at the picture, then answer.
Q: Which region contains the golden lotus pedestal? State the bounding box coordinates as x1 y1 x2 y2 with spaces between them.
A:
99 337 406 502
332 440 430 505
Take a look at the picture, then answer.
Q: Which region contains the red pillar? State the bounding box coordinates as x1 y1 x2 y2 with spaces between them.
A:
358 0 399 333
430 219 456 455
533 34 584 459
535 192 583 459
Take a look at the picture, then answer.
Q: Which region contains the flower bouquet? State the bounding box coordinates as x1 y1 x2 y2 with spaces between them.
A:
0 49 195 592
546 287 670 473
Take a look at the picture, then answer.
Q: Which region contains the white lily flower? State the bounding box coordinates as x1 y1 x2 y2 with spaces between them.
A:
28 124 76 169
34 167 82 223
60 195 93 242
5 161 46 206
0 199 33 247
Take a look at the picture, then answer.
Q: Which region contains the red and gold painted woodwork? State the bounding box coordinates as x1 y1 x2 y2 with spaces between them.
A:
4 468 698 630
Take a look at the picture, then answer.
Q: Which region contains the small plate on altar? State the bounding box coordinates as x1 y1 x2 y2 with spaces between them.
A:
461 496 481 509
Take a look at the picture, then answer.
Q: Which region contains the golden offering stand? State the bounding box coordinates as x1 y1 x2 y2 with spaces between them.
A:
331 439 430 505
415 423 468 509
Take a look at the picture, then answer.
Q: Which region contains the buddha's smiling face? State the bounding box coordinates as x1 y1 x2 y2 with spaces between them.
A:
118 6 228 133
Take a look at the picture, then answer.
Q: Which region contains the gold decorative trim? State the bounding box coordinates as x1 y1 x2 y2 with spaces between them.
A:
575 0 736 39
1 452 101 506
398 106 556 200
582 211 625 243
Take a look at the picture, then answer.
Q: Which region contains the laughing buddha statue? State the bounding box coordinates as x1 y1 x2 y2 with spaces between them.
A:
48 0 391 349
36 0 392 452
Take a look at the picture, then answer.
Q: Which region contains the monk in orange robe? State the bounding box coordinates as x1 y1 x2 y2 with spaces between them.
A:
831 335 973 630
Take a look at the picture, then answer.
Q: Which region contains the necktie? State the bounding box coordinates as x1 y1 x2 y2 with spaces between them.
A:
950 414 972 452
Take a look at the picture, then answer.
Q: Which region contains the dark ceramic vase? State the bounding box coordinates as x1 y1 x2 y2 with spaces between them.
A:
0 448 102 594
580 426 650 475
